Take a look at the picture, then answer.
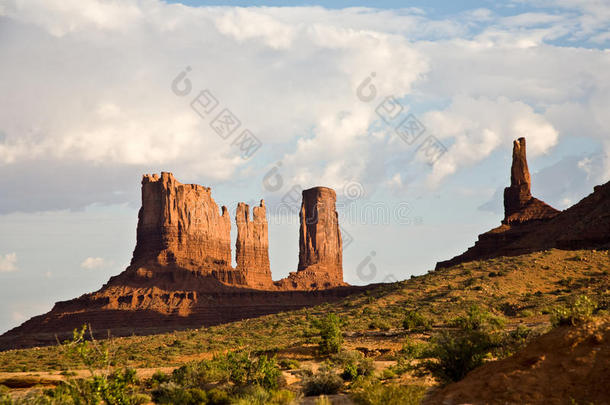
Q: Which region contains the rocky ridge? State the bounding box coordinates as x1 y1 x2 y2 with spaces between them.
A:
436 137 609 269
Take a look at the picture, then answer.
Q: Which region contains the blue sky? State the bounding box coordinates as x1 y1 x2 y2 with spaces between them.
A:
0 0 609 334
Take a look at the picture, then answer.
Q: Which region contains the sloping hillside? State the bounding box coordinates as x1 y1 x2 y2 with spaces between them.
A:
1 249 607 373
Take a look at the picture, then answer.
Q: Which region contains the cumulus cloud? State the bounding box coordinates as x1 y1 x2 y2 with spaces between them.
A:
423 96 558 186
80 257 107 270
0 253 18 272
0 0 608 214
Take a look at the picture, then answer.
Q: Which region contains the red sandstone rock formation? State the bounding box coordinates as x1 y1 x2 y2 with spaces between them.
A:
503 138 559 225
235 201 272 288
510 181 610 252
504 137 532 219
436 138 560 269
277 187 346 289
128 172 245 285
436 137 610 270
298 187 343 275
0 174 358 350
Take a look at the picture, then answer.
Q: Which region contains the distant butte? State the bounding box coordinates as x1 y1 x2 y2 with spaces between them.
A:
0 173 368 350
436 137 610 269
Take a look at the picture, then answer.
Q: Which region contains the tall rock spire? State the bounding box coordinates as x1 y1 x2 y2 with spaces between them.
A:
502 138 559 225
435 137 561 269
504 137 532 219
297 187 343 281
235 201 272 288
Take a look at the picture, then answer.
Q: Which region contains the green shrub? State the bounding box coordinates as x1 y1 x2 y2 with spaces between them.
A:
399 337 430 360
152 382 208 405
0 386 11 405
151 370 171 385
426 305 503 382
171 351 283 391
303 366 343 396
171 361 219 388
206 388 231 405
380 368 396 380
450 305 505 331
333 351 374 381
426 329 495 382
312 314 344 355
551 295 597 327
402 311 431 332
351 380 426 405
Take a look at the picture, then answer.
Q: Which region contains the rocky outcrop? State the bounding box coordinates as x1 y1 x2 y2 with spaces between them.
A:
503 138 559 225
509 181 610 252
0 174 359 350
298 187 343 275
131 172 242 284
503 137 532 220
235 201 272 289
436 138 561 269
437 137 610 269
277 187 346 289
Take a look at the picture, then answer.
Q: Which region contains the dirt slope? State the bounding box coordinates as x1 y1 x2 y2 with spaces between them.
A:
424 318 610 405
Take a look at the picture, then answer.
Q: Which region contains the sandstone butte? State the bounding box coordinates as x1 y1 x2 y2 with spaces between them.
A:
0 173 363 350
2 137 609 350
436 137 610 269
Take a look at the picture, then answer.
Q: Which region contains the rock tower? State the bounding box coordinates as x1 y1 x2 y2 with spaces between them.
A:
235 201 272 288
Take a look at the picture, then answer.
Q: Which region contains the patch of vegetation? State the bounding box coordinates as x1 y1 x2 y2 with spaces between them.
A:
551 295 597 327
402 310 432 332
331 351 374 381
312 313 344 355
302 366 343 396
1 250 609 403
425 305 505 382
351 380 426 405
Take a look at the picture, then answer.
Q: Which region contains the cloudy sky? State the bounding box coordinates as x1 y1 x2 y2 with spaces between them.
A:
1 0 609 334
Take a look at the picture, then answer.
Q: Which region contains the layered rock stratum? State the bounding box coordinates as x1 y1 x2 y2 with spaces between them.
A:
0 174 365 350
436 137 609 269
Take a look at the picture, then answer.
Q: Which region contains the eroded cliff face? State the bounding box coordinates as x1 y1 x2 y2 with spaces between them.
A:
124 174 346 289
235 201 272 288
129 172 245 285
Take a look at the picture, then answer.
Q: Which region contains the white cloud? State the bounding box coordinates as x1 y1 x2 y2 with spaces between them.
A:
214 8 295 49
0 0 607 211
80 257 106 270
0 253 18 272
423 95 558 186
